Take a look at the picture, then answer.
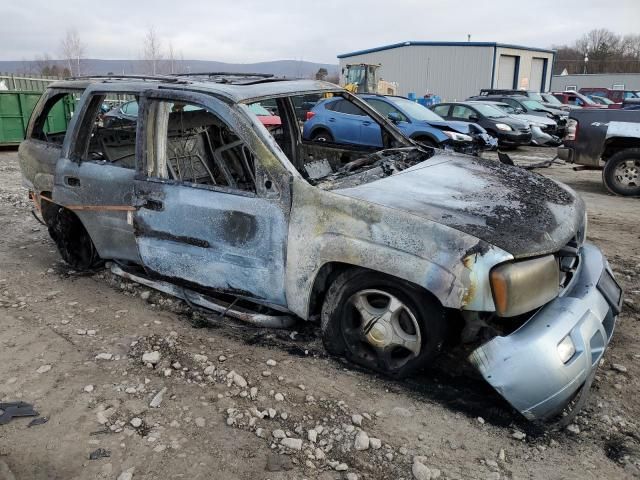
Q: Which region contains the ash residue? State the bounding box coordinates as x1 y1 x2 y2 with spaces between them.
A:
451 158 579 257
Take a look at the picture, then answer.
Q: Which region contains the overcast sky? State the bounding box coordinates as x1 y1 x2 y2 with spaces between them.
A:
2 0 639 64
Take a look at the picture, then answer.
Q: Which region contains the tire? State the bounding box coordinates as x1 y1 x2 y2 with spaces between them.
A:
321 269 446 379
602 149 640 197
46 206 103 271
311 130 333 142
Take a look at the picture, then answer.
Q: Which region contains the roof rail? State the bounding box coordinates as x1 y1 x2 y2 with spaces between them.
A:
175 72 274 78
176 72 282 84
65 74 183 83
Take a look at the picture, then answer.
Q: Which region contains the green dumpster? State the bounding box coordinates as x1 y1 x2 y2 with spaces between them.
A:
0 91 75 146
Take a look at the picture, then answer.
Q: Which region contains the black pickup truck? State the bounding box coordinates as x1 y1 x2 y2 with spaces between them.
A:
558 109 640 196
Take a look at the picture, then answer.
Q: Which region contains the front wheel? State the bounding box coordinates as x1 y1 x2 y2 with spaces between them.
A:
602 149 640 196
321 269 446 379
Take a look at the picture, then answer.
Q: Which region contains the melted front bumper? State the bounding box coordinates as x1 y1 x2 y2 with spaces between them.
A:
469 242 621 421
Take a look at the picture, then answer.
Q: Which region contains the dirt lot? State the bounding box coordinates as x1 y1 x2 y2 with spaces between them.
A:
1 146 639 480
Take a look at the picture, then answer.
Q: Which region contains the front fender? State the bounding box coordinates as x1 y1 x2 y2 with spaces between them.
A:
285 178 513 319
411 129 447 144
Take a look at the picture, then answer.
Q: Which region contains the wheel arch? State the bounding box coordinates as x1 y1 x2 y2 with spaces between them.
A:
309 125 333 139
410 132 442 145
602 137 640 161
306 262 446 321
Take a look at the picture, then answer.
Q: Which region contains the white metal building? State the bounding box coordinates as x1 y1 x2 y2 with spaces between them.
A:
550 73 640 93
337 41 556 100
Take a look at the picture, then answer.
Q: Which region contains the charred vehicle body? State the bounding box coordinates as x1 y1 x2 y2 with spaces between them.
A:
18 75 622 421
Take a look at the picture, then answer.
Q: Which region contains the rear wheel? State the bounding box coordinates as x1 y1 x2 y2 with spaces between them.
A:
602 149 640 196
311 130 333 142
43 204 103 271
321 269 446 379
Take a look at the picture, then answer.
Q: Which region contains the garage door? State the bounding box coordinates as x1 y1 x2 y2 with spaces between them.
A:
530 58 545 92
497 55 517 89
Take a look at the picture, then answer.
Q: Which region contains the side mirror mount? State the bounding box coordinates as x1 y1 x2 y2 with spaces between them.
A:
514 107 524 114
388 112 403 123
469 114 479 122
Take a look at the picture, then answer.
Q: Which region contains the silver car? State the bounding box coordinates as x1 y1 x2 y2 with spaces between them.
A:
18 75 622 422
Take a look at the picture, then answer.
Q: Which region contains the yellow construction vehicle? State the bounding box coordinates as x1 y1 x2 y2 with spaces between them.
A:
342 63 397 95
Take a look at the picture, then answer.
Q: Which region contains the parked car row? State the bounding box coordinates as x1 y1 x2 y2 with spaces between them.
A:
303 94 497 155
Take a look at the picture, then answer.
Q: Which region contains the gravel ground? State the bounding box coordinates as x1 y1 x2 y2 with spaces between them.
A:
0 146 639 480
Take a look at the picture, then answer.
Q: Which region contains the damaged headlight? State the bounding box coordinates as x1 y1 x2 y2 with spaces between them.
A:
490 255 560 317
443 131 473 142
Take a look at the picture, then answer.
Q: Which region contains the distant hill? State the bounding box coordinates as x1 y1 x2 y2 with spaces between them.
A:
0 58 339 79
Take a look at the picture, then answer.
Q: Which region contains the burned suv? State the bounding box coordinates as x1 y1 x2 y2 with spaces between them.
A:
19 74 622 421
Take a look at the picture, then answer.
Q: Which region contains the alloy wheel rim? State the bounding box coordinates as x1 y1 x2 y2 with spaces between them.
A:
342 289 422 371
614 159 640 187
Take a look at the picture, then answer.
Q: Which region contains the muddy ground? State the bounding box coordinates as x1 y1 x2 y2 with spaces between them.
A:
0 147 639 480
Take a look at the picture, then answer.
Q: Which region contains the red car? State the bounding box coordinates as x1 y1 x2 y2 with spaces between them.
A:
579 87 638 104
552 91 606 109
248 102 281 128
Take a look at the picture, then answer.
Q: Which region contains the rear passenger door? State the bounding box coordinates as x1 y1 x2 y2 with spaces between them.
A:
133 90 290 306
326 99 363 144
53 89 141 263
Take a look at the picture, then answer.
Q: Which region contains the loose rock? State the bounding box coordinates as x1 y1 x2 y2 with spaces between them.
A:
142 351 161 365
130 417 143 428
280 437 303 450
354 430 369 451
352 414 363 426
612 364 628 373
117 467 135 480
370 437 382 449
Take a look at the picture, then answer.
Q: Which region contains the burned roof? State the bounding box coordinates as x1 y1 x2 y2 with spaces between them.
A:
46 75 340 103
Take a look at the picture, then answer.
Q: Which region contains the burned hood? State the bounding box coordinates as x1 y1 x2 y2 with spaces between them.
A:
333 155 584 258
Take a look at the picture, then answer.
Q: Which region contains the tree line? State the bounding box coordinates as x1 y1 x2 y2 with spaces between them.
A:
16 26 186 77
552 29 640 75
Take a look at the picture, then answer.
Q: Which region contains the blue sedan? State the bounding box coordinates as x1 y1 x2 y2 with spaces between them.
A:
303 95 495 154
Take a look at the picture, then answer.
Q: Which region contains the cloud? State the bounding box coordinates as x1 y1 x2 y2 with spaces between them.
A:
1 0 639 63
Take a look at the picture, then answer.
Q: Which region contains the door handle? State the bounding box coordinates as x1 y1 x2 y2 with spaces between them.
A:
65 176 81 187
362 121 372 126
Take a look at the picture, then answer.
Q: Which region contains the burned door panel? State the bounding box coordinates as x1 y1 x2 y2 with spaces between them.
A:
133 181 288 305
53 156 139 262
